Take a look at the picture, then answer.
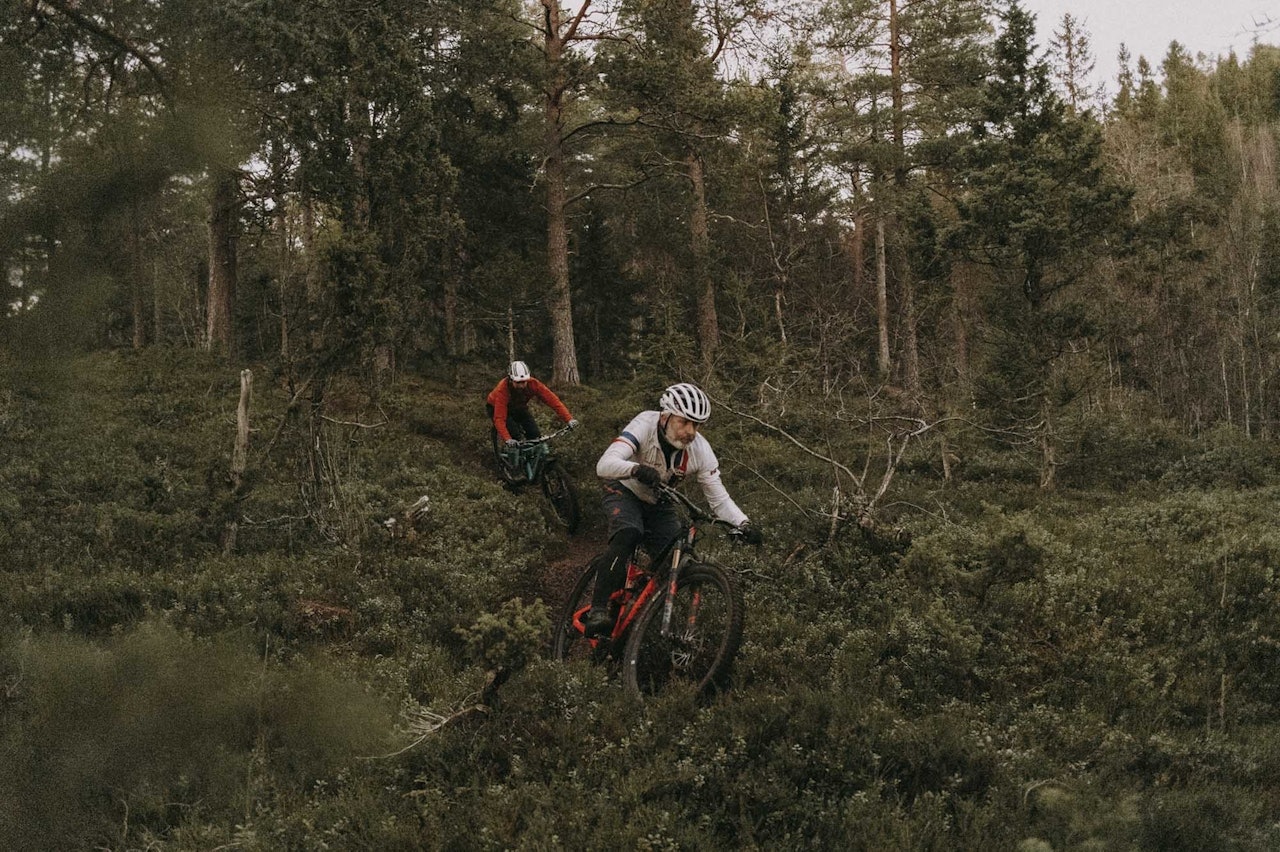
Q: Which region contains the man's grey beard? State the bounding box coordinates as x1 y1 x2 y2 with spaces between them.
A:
663 422 689 450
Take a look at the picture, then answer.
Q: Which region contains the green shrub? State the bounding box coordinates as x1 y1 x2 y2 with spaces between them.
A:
1159 435 1280 489
6 350 1280 848
1057 410 1190 488
0 621 394 849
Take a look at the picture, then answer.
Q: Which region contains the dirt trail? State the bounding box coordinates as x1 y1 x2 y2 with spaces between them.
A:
526 530 606 609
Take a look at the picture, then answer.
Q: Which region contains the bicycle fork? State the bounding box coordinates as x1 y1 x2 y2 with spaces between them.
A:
660 526 701 638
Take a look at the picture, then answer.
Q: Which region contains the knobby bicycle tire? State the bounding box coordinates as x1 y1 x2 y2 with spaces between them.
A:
540 460 581 533
550 562 602 664
621 560 744 701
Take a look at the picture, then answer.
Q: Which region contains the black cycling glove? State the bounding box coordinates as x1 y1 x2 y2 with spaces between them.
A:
633 465 662 488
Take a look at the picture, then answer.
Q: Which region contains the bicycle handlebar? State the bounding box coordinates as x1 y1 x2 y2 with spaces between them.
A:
511 423 577 447
655 483 736 529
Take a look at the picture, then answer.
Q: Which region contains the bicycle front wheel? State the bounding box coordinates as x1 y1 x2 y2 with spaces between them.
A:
621 561 744 701
550 562 600 664
540 460 581 533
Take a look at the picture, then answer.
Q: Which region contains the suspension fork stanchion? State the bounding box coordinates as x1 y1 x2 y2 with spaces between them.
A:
660 526 696 636
660 544 681 637
685 588 703 637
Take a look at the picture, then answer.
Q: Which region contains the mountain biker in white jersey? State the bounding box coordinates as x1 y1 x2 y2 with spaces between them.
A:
584 382 762 638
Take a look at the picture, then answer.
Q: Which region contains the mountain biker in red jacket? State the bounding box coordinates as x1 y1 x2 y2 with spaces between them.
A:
486 360 578 446
584 382 762 638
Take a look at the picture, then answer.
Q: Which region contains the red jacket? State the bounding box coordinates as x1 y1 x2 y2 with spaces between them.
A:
487 377 572 441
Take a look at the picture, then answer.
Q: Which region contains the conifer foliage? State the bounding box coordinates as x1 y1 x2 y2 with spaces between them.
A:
6 0 1280 847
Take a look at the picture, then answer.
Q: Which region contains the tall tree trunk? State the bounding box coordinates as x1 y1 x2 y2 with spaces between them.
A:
347 97 372 232
1039 397 1057 489
900 256 921 399
545 142 579 384
223 368 253 555
130 198 147 349
508 303 517 362
275 186 291 362
443 274 459 358
774 287 787 345
951 264 974 389
891 215 920 400
206 169 239 354
889 0 906 188
348 93 394 383
300 191 325 357
887 0 921 400
688 149 719 372
850 213 865 296
875 217 890 380
302 192 321 306
153 258 162 345
543 0 580 386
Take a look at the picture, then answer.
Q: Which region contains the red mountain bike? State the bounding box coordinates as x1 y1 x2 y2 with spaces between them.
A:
550 485 746 700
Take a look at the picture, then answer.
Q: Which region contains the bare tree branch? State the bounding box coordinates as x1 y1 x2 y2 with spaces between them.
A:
31 0 171 104
318 414 387 429
565 172 654 207
559 0 593 44
714 395 862 485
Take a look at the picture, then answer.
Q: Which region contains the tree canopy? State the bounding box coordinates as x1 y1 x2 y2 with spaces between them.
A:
5 0 1280 441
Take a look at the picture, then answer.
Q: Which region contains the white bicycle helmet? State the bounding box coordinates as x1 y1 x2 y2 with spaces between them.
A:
508 360 532 382
659 382 711 424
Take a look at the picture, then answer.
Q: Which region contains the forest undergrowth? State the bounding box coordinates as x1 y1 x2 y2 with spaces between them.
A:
2 348 1280 850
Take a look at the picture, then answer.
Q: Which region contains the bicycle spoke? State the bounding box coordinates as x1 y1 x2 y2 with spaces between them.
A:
623 563 743 700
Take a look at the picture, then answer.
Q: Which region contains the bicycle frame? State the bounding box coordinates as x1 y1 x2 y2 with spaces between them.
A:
500 424 574 484
503 440 551 482
576 485 729 648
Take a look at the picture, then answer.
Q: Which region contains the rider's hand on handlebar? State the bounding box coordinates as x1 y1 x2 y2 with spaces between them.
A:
505 439 519 448
633 464 662 488
567 418 579 430
732 522 763 546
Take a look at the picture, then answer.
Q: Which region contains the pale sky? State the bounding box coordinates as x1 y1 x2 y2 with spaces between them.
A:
1019 0 1277 90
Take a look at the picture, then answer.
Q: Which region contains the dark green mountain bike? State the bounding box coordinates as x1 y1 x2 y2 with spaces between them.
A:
491 423 581 533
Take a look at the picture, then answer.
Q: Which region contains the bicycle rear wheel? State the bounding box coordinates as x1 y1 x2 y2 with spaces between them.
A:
621 560 744 701
550 562 604 664
541 460 581 533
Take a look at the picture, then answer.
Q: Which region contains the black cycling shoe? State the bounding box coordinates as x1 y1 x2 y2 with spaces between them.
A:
583 607 615 638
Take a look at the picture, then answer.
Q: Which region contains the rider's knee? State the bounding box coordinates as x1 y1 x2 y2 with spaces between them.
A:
609 527 643 552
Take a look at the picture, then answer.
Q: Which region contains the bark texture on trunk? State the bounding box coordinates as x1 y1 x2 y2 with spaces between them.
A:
206 169 239 354
542 0 581 386
131 200 147 349
900 248 921 399
688 150 719 371
223 368 253 555
875 218 890 380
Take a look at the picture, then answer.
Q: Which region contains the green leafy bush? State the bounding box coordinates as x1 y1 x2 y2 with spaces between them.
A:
4 350 1280 848
1159 426 1280 489
0 621 394 849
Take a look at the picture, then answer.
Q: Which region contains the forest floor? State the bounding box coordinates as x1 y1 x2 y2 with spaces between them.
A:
530 529 605 610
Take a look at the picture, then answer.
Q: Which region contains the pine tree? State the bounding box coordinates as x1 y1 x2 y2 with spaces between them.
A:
1046 12 1101 114
1113 43 1135 113
951 0 1130 486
